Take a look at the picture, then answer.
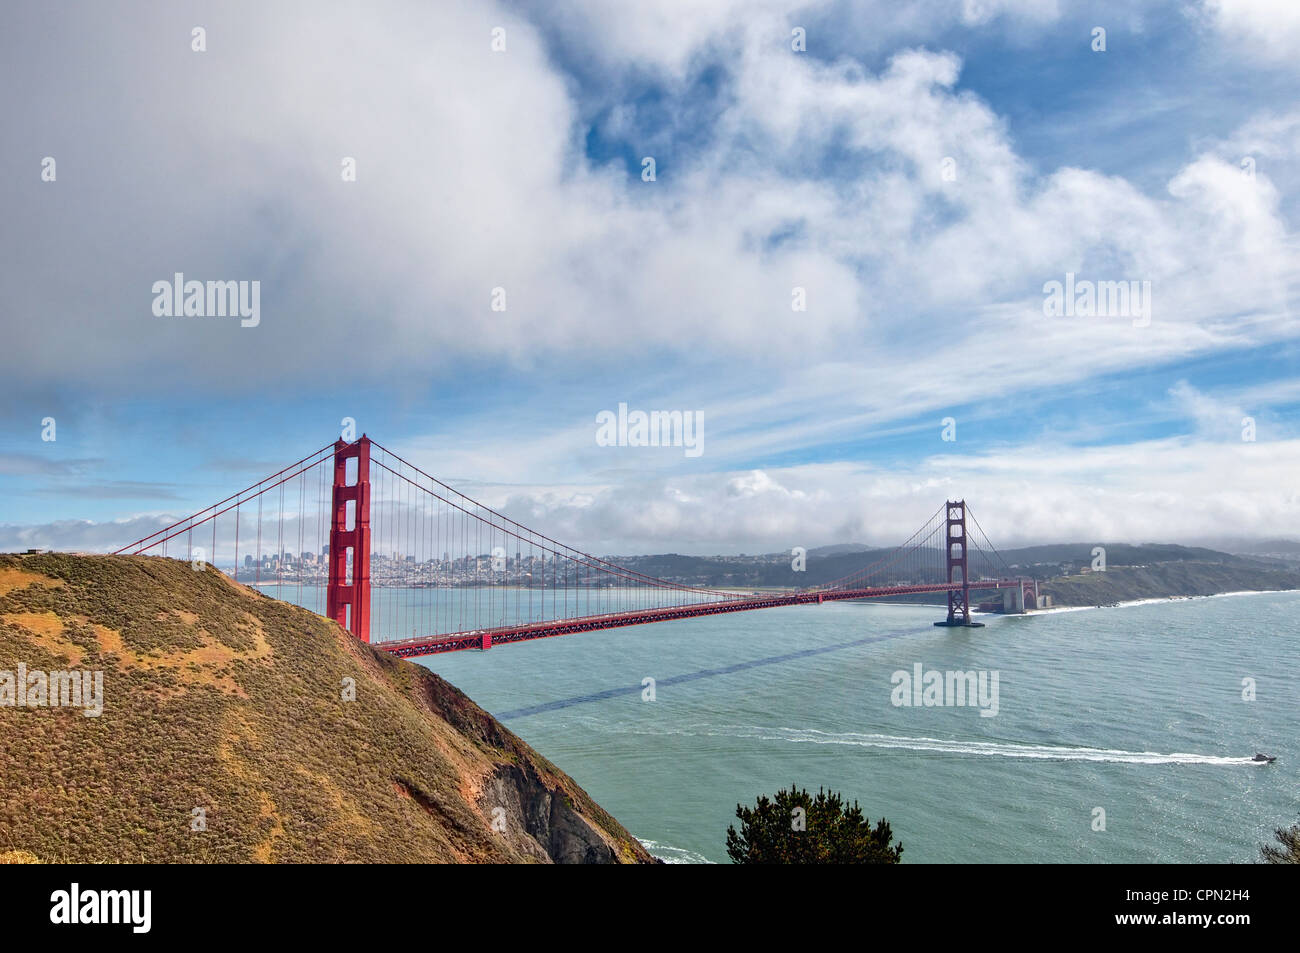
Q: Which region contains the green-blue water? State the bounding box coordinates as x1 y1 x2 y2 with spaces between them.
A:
277 584 1300 863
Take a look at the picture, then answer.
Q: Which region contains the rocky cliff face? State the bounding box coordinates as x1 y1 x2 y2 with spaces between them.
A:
480 764 620 864
0 553 653 864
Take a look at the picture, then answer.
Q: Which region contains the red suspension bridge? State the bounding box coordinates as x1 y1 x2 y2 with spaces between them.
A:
115 436 1037 658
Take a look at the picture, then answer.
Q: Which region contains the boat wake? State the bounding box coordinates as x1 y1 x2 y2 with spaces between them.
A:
615 723 1265 766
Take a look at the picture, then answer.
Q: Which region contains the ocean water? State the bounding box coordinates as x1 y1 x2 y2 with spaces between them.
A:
274 584 1300 863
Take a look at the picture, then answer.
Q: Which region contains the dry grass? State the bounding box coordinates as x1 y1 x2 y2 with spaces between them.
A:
2 611 86 666
0 552 651 864
0 849 42 864
0 568 63 598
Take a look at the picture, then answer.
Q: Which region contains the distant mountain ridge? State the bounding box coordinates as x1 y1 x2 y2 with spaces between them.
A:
806 543 873 557
610 541 1300 597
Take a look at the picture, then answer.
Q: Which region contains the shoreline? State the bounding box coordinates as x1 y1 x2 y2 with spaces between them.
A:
836 588 1300 615
1035 587 1300 615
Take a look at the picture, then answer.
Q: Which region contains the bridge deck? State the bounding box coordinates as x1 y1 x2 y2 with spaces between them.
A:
377 579 1027 658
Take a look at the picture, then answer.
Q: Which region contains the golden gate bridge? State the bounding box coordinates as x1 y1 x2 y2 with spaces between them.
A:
114 436 1036 658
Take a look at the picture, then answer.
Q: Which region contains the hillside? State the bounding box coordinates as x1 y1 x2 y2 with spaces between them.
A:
1039 562 1300 607
0 553 653 864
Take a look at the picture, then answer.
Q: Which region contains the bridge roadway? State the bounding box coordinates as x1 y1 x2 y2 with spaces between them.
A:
377 578 1028 658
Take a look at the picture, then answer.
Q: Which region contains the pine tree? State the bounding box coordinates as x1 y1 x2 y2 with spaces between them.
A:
725 785 902 864
1260 822 1300 864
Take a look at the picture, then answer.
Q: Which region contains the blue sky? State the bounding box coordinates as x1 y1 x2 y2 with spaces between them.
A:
2 0 1298 553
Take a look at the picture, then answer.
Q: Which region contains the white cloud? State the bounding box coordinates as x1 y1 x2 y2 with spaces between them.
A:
4 0 1300 552
1199 0 1300 62
1167 380 1249 440
524 0 1069 77
16 434 1298 554
3 0 1296 406
1218 109 1300 160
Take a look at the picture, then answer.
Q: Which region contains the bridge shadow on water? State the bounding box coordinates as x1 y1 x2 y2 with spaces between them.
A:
494 626 923 720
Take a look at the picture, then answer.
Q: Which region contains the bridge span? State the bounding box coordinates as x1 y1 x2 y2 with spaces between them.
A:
117 436 1034 659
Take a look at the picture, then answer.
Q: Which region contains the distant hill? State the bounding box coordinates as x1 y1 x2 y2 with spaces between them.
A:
612 542 1300 603
996 542 1270 569
615 549 896 589
1196 538 1300 567
806 544 872 557
1200 538 1300 556
0 553 652 864
1041 562 1300 607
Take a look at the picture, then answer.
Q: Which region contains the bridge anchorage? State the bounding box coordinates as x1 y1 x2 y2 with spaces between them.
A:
116 435 1037 659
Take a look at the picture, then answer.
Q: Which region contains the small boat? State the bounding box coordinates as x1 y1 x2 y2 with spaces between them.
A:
1252 752 1276 763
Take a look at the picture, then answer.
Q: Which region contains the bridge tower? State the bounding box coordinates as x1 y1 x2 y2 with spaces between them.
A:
326 435 372 643
935 499 984 628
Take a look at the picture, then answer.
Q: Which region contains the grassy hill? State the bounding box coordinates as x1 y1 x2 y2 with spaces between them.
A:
0 553 652 864
1040 561 1300 607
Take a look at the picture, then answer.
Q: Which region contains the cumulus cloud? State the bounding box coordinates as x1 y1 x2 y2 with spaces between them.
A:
12 433 1297 554
1198 0 1300 62
4 0 1296 399
3 0 1299 551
